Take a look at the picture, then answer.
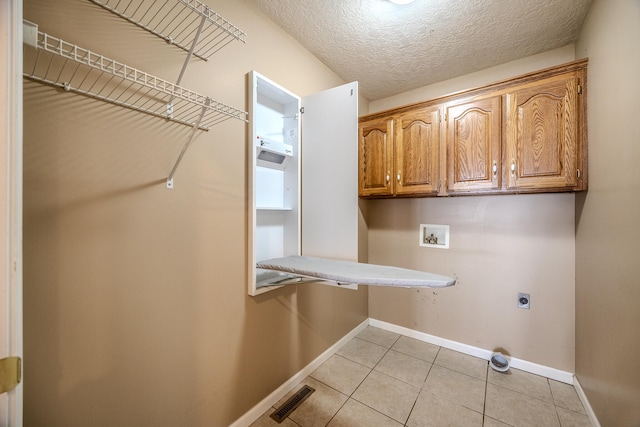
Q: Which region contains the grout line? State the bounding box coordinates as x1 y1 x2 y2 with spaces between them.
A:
482 366 489 425
403 391 420 425
547 378 564 427
323 395 348 427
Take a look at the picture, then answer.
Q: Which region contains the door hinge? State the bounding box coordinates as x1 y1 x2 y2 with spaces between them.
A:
0 357 21 394
299 107 304 114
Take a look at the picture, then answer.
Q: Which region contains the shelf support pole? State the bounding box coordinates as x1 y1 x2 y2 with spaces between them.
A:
167 12 207 119
175 13 207 89
166 98 209 189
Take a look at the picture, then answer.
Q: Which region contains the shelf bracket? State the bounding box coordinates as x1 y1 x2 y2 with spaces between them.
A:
167 98 210 189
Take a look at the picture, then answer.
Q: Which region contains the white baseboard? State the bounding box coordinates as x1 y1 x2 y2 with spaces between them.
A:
369 318 575 384
229 318 369 427
573 376 601 427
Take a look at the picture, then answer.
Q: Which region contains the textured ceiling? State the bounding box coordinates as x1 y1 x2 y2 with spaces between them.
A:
251 0 594 100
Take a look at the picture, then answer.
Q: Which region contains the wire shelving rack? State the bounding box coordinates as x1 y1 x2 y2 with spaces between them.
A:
23 0 248 188
23 29 247 129
88 0 246 61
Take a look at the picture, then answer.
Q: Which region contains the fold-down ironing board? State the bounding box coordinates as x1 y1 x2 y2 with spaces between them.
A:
257 256 456 288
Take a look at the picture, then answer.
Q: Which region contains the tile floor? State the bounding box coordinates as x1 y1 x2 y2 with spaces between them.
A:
250 326 592 427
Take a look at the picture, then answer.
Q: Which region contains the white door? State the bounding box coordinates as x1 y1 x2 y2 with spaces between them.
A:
0 1 24 425
301 82 359 262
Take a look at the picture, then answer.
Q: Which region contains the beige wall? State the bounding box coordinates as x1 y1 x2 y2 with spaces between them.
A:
22 0 367 425
365 48 579 372
369 45 576 113
575 0 640 425
367 194 577 371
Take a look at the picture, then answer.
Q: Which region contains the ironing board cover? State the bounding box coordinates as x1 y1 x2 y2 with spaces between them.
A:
257 256 456 288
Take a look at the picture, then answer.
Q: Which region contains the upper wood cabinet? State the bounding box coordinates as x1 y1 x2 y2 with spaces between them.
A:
445 95 501 194
505 70 586 191
358 59 588 198
358 116 393 197
394 106 440 196
359 106 440 197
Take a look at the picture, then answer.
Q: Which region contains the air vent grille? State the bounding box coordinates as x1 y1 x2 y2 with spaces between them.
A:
270 384 315 423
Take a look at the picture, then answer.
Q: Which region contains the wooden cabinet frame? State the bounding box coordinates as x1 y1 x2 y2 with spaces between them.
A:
358 59 588 198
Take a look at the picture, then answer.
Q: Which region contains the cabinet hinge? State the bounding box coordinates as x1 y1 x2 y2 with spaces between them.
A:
0 357 22 394
577 84 582 94
577 169 581 178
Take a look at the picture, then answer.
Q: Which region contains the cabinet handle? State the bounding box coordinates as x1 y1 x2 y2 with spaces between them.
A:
492 161 497 178
510 160 516 176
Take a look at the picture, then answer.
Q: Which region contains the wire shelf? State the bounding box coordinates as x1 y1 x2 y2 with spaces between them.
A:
89 0 246 61
23 29 248 130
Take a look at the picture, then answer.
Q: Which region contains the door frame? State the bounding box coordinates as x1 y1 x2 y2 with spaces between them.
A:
0 0 24 425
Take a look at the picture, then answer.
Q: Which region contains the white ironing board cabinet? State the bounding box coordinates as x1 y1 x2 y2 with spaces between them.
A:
247 72 455 295
248 71 360 295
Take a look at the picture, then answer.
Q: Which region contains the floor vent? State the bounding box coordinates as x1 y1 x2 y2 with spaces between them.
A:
270 384 315 423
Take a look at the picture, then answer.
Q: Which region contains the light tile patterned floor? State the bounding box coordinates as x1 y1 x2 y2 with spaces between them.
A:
250 326 592 427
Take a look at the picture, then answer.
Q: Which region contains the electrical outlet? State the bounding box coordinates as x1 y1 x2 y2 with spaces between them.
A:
518 293 530 309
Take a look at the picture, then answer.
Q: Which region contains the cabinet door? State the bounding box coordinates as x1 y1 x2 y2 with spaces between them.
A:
505 72 582 191
302 82 358 262
394 107 440 196
359 117 394 197
445 96 501 193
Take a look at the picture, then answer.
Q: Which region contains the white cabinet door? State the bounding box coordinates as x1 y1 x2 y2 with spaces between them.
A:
301 82 358 262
